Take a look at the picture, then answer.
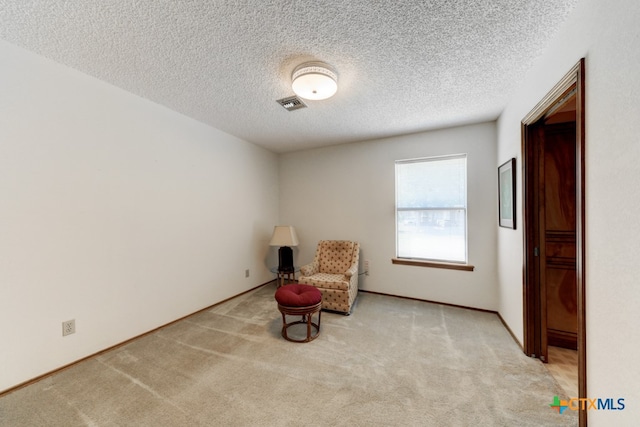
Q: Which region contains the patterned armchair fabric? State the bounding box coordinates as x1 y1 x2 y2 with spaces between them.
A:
298 240 360 314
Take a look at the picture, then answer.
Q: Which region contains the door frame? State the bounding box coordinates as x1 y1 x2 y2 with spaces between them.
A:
521 58 586 426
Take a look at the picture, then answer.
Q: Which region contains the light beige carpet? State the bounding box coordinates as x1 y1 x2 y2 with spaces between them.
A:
0 283 577 426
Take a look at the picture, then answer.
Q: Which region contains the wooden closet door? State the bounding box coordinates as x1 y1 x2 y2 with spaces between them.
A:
541 122 578 349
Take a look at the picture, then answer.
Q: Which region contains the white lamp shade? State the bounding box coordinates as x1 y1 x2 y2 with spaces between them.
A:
269 226 299 246
291 62 338 101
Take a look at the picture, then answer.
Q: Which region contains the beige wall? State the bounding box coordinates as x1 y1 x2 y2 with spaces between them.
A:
0 41 279 392
279 122 498 310
497 0 640 424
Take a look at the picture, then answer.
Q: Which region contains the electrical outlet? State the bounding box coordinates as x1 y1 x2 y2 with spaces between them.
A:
364 259 370 276
62 319 75 336
245 269 250 278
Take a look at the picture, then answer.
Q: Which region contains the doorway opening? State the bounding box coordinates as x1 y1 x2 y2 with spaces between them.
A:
522 59 586 426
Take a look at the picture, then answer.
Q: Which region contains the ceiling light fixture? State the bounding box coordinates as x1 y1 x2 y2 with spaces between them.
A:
291 62 338 101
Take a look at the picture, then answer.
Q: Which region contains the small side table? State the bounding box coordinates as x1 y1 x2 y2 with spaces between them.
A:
270 267 299 287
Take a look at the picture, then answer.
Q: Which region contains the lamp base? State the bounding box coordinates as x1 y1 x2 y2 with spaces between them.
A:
278 246 294 273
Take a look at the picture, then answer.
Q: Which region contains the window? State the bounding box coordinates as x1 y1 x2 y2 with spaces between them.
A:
395 154 467 264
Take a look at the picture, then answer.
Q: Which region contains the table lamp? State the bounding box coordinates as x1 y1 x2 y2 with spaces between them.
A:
269 226 299 273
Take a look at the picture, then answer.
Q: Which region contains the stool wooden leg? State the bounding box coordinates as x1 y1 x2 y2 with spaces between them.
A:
281 312 288 340
277 302 322 343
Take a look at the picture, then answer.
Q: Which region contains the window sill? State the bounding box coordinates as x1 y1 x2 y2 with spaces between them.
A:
391 258 475 272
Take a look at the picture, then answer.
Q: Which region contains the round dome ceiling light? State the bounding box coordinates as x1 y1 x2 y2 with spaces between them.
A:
291 62 338 101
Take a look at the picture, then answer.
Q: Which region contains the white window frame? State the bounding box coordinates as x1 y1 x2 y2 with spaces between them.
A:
395 154 469 265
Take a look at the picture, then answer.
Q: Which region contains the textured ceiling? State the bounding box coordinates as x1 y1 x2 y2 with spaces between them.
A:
0 1 579 153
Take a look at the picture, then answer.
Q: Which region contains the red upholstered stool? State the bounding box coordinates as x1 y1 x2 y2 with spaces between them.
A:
274 284 322 343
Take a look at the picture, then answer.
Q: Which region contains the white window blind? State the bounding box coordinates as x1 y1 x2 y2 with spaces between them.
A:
395 154 468 263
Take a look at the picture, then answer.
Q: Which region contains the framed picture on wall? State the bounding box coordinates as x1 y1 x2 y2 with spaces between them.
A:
498 158 516 229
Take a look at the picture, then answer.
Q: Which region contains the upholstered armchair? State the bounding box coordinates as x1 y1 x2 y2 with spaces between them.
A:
298 240 360 314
